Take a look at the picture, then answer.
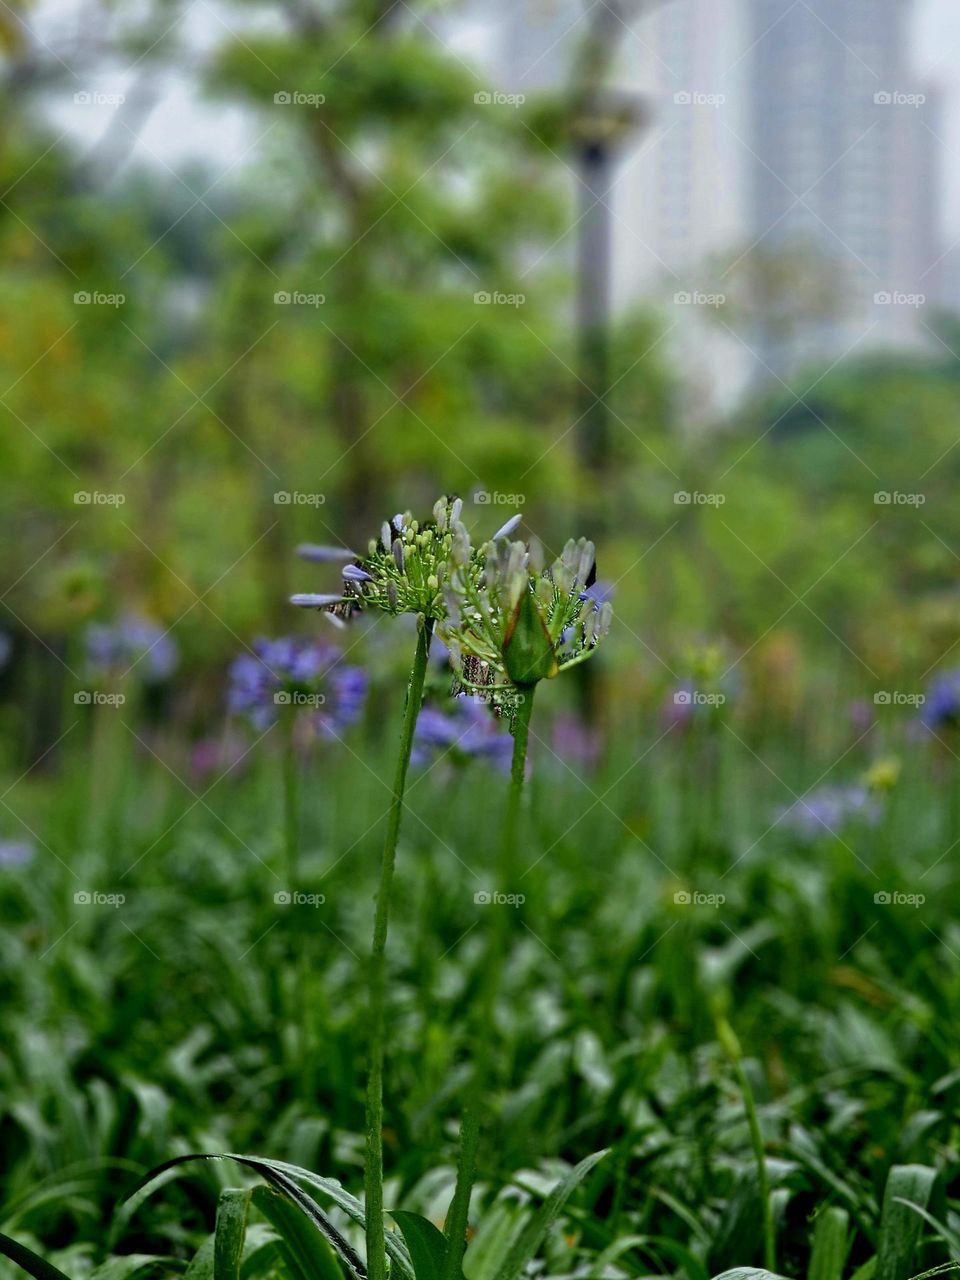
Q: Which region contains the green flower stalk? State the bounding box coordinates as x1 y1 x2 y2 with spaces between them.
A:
292 496 467 1280
440 520 611 1279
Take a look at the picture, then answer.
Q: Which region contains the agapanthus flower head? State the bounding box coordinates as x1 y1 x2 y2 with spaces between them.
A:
411 696 513 771
228 636 366 733
442 526 612 697
86 615 178 681
922 669 960 731
291 497 469 623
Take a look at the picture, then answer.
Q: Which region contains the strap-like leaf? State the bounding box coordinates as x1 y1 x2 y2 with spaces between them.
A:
711 1270 793 1280
215 1190 251 1280
251 1186 343 1280
876 1166 939 1280
808 1208 849 1280
390 1212 452 1280
491 1149 608 1280
124 1154 366 1280
242 1157 413 1280
0 1233 75 1280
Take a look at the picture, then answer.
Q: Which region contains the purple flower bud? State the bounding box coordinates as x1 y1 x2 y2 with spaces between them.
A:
342 564 374 583
297 544 357 562
392 539 405 571
290 593 346 608
492 514 522 541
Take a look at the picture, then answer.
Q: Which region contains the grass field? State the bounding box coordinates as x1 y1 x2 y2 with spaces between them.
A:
1 637 957 1280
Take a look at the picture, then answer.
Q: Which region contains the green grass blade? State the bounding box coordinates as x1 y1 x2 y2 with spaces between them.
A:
184 1237 215 1280
215 1190 251 1280
711 1270 793 1280
808 1207 850 1280
240 1157 414 1280
889 1200 960 1260
390 1212 452 1280
0 1234 75 1280
876 1166 939 1280
124 1154 366 1280
251 1186 343 1280
89 1257 169 1280
849 1260 877 1280
490 1149 609 1280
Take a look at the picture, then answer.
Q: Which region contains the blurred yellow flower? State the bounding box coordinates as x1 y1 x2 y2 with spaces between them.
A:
863 757 901 792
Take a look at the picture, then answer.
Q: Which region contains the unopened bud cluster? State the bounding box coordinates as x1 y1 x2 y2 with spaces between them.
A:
442 524 612 694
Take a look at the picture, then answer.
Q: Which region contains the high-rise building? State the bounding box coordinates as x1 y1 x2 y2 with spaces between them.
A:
457 0 942 410
746 0 941 372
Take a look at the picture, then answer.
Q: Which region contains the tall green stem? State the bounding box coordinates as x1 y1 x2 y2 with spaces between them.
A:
444 684 536 1280
283 716 300 893
282 716 312 1099
365 616 434 1280
717 1013 775 1273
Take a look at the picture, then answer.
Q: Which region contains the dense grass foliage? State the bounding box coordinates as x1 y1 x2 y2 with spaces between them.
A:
1 676 957 1280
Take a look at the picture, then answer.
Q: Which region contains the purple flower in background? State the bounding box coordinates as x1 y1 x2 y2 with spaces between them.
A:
0 840 33 868
551 714 603 770
190 731 252 783
228 636 366 734
86 616 178 681
847 698 875 736
412 696 512 771
921 669 960 732
779 784 880 842
0 632 11 671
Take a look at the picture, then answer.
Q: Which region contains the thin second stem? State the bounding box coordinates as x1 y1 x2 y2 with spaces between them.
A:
444 684 536 1280
365 617 434 1280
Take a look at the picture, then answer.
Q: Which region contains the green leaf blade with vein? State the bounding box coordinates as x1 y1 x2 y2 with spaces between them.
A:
391 1212 453 1280
215 1190 251 1280
491 1149 609 1280
876 1166 940 1280
0 1234 74 1280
